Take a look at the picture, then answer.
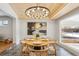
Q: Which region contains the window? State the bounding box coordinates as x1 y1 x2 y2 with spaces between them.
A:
0 20 8 26
3 20 8 25
0 21 3 26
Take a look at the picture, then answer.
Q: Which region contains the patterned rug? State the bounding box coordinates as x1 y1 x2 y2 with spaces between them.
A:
0 44 21 56
0 44 56 56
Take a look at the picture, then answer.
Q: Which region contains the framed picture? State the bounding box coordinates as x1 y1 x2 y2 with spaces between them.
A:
27 22 47 36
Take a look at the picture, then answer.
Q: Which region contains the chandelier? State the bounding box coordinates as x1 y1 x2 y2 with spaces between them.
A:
25 6 50 19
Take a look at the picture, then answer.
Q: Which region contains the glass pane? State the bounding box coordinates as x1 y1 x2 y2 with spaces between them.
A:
0 21 3 26
3 20 8 25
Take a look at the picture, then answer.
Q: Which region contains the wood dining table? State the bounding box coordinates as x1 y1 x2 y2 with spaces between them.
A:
21 39 49 46
21 39 56 56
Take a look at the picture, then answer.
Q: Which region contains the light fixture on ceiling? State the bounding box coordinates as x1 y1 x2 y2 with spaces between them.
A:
25 4 50 19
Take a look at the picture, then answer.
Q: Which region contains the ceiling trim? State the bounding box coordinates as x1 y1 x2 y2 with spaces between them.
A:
51 3 79 20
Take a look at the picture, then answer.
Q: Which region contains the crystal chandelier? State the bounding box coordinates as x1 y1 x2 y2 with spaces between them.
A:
25 6 50 19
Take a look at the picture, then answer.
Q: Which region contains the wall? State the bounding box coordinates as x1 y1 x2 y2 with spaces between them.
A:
19 19 57 41
0 3 17 44
0 16 13 39
53 20 60 40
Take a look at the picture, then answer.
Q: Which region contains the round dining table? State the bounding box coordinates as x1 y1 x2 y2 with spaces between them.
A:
21 39 49 46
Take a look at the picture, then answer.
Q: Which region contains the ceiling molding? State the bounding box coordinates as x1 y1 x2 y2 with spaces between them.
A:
51 3 79 20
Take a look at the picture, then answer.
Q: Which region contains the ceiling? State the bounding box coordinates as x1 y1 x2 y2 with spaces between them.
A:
9 3 79 20
10 3 67 20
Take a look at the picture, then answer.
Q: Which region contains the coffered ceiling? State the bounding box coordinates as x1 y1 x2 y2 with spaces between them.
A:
10 3 67 20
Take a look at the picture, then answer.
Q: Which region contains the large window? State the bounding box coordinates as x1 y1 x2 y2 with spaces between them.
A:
60 19 79 43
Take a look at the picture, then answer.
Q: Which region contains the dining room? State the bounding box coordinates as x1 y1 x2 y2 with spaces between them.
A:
0 3 79 56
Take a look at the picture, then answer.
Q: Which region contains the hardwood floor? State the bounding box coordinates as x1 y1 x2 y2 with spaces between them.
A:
0 41 13 54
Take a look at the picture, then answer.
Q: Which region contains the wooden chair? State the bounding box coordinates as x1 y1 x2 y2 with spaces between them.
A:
29 49 48 56
20 42 30 56
48 44 56 56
